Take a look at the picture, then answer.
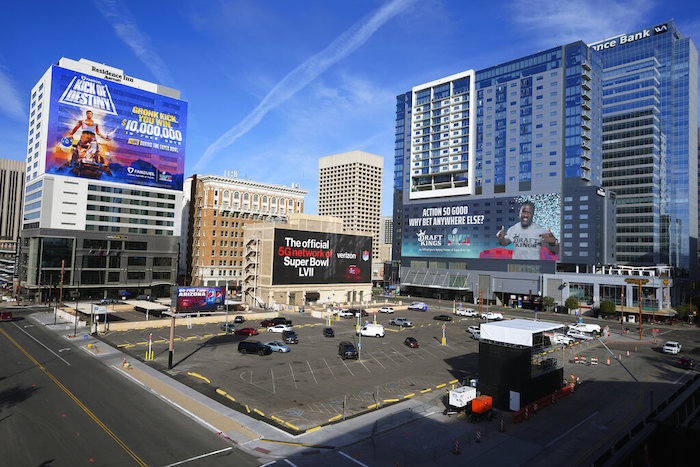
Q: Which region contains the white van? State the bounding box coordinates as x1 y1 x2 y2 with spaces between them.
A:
357 323 385 337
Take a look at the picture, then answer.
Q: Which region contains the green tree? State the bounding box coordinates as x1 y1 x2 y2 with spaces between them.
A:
565 296 579 311
599 300 617 316
542 296 555 312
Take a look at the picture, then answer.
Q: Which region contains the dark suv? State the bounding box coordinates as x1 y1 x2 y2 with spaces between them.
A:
282 330 298 344
272 317 292 326
338 341 358 359
238 341 272 355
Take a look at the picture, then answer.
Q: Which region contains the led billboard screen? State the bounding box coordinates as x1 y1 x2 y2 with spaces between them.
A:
402 193 561 261
45 66 187 190
272 229 372 285
176 287 223 313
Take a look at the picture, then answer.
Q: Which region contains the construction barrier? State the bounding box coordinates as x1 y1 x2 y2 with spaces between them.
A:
591 356 598 365
579 356 587 365
512 385 575 423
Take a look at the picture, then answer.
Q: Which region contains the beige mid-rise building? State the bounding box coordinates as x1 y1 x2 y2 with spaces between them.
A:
318 151 383 261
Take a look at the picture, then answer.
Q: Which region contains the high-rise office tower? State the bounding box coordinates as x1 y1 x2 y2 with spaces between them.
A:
18 58 187 300
393 42 617 302
318 151 383 261
591 21 698 276
0 158 25 286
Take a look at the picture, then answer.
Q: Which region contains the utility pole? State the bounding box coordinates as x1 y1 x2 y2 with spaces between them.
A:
625 278 649 341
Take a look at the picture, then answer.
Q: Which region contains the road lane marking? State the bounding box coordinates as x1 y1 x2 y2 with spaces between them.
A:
12 322 70 366
0 328 147 466
271 368 276 394
163 447 233 467
338 450 369 466
545 411 599 448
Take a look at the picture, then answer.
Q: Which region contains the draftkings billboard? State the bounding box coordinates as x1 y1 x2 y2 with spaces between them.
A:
176 287 223 313
402 193 561 261
44 66 187 190
272 229 372 285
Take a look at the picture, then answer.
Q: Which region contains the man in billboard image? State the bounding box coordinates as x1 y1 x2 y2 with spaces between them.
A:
496 201 558 260
63 110 112 176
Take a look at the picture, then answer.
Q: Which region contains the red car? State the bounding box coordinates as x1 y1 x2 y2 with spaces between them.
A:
404 337 419 348
260 319 276 327
0 311 12 321
234 328 259 336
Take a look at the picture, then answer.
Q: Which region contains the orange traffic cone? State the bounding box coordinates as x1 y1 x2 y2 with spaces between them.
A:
123 358 127 367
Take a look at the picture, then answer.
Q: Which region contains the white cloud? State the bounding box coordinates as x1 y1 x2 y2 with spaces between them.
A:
97 0 176 87
508 0 656 46
192 0 418 173
0 65 26 122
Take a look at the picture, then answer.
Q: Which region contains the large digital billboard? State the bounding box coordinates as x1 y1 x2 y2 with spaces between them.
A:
176 287 223 313
45 66 186 190
402 193 561 261
272 229 372 285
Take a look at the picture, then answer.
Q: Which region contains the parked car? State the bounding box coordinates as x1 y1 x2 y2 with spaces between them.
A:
548 333 574 346
233 315 245 323
136 294 153 302
271 317 292 325
467 325 480 336
338 341 358 359
267 324 293 333
404 337 419 348
568 323 602 335
678 357 695 369
323 327 335 338
408 302 428 311
0 311 13 322
566 329 593 340
350 308 369 317
238 341 271 355
260 319 276 327
336 309 354 318
98 298 118 305
389 317 413 327
220 322 236 333
480 311 504 320
265 341 290 353
455 307 478 317
234 327 259 336
378 307 394 314
663 341 682 354
433 315 452 321
282 330 298 344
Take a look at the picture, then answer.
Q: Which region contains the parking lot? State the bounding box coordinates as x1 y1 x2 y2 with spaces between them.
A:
102 307 487 431
99 302 700 446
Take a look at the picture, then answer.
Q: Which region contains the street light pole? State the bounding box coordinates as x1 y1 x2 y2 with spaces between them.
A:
74 269 80 337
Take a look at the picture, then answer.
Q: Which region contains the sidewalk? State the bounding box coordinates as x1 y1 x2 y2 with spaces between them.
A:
29 311 444 461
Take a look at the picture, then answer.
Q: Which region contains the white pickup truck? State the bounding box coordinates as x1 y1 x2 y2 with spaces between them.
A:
480 311 504 320
456 307 479 317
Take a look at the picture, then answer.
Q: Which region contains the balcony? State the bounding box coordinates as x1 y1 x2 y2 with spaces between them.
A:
582 62 591 71
581 130 591 141
581 81 591 92
581 119 591 131
581 140 591 151
581 110 591 121
581 69 592 81
581 101 591 111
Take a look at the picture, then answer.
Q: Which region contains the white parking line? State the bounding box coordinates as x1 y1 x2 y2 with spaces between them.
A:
323 358 335 377
307 360 319 384
376 348 402 364
340 357 355 376
358 359 371 373
289 363 298 389
370 353 386 369
390 347 418 362
271 368 276 394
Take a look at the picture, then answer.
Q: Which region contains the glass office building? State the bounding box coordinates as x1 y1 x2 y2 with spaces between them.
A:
591 21 698 276
392 42 616 303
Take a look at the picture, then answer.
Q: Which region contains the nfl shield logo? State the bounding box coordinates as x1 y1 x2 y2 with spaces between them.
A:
362 251 369 261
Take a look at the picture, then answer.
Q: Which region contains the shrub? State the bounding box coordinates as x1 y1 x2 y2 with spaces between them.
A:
600 300 617 316
565 296 579 311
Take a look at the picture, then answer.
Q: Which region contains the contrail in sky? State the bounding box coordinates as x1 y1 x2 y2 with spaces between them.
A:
192 0 417 172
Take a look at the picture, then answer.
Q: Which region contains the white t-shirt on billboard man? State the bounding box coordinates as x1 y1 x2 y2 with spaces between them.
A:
496 201 558 260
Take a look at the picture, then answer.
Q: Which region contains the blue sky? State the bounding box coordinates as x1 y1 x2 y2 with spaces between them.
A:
1 0 699 215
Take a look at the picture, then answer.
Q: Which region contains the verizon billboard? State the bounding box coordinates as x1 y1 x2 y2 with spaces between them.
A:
272 229 372 285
